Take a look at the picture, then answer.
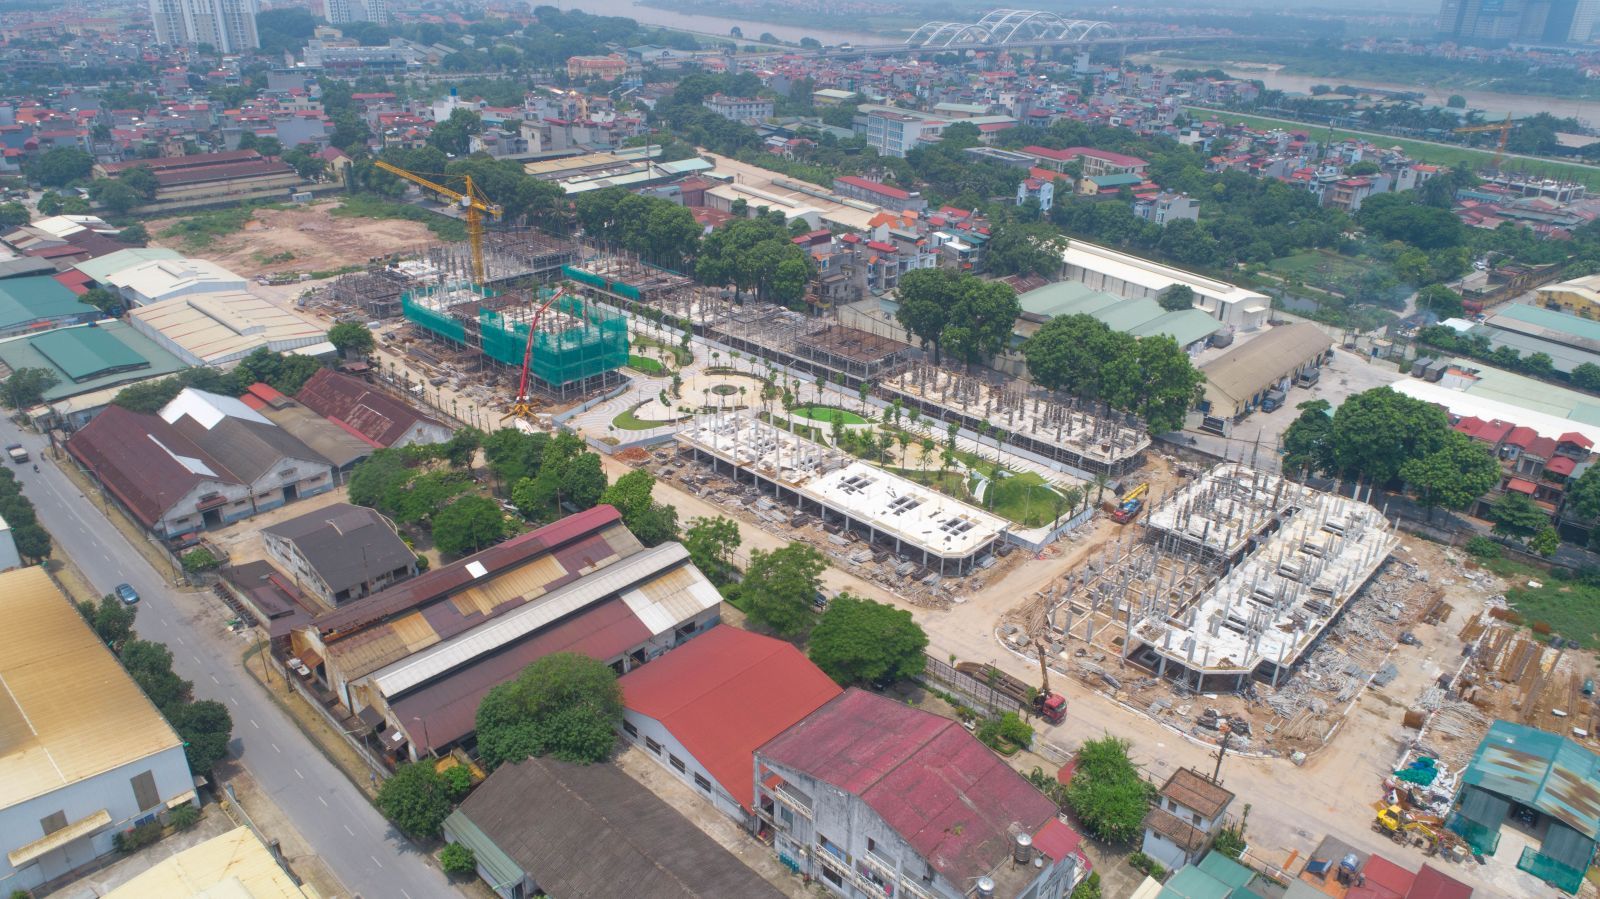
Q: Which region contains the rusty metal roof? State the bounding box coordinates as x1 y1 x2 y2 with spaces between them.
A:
1460 719 1600 839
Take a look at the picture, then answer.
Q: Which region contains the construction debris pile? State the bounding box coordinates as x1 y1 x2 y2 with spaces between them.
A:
878 363 1149 476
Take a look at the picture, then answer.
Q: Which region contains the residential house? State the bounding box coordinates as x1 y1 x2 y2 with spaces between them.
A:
1133 192 1200 227
1141 768 1236 871
754 689 1087 899
702 94 774 123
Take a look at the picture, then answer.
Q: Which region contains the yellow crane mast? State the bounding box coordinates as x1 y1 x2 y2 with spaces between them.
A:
1453 113 1517 168
372 160 502 282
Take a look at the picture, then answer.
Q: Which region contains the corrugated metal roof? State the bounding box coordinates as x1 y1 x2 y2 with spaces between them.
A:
759 689 1058 886
296 368 445 447
1459 719 1600 839
71 247 181 283
0 274 94 330
0 321 185 401
371 543 703 698
0 568 182 810
621 625 841 812
29 325 147 381
449 757 786 899
1202 323 1332 415
100 827 313 898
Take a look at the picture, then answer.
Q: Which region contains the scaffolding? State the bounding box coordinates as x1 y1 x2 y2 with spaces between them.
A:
329 268 416 319
878 362 1149 476
420 230 580 288
402 282 628 400
710 305 910 384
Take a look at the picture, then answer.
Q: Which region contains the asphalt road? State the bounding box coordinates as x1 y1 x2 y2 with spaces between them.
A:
1 420 454 899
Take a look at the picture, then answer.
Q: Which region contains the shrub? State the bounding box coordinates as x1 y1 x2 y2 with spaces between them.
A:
168 802 200 830
1212 825 1246 859
1464 535 1501 560
1128 851 1167 881
975 712 1033 751
439 842 476 875
181 547 220 573
112 820 164 853
442 764 472 800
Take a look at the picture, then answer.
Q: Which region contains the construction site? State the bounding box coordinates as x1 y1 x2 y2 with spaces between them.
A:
674 416 1011 576
878 362 1151 477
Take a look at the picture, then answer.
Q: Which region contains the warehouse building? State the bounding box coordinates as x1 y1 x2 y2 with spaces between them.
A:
1059 240 1269 331
94 150 305 214
71 247 182 288
291 506 723 762
0 321 187 427
0 275 98 338
101 827 316 898
443 756 785 899
618 624 841 826
1198 323 1332 432
240 381 377 477
295 368 450 448
263 503 416 606
0 568 195 893
1014 280 1223 354
66 388 335 539
127 291 328 367
103 256 248 308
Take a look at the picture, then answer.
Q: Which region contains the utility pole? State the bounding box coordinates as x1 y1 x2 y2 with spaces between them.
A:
1211 721 1232 784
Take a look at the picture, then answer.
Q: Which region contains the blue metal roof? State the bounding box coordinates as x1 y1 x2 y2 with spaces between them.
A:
1460 719 1600 839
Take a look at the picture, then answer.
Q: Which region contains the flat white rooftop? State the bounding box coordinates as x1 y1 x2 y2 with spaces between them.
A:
678 418 1008 561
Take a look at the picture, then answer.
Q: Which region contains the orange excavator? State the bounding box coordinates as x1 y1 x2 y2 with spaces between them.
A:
505 287 569 420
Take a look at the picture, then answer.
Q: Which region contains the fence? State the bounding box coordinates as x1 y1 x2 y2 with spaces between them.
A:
921 654 1025 717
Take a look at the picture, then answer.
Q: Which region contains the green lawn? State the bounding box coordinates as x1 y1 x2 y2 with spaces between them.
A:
627 354 666 374
891 464 1066 528
759 412 823 443
632 334 692 368
1186 106 1600 190
1486 556 1600 649
613 401 684 431
791 405 870 425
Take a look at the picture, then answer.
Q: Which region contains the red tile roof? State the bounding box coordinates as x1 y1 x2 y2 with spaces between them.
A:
1546 455 1578 477
1560 431 1594 449
621 625 841 811
759 689 1056 884
1504 426 1539 449
1506 477 1537 495
1524 436 1558 459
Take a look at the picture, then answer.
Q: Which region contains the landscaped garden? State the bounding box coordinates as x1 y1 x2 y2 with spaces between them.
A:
789 404 871 426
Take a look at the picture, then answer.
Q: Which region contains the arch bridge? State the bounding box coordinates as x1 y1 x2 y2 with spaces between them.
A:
906 10 1119 48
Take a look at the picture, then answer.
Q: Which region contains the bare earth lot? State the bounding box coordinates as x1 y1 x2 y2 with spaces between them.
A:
148 201 437 279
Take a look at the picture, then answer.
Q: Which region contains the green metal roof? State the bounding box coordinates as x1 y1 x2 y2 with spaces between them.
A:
70 247 181 284
1196 852 1255 889
1493 302 1600 344
0 321 187 401
31 326 146 382
1459 719 1600 839
1089 173 1145 188
0 276 96 331
1019 282 1221 348
1158 866 1233 899
442 808 524 891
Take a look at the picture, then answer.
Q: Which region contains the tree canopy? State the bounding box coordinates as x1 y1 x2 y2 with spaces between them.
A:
1489 491 1548 540
475 652 624 768
599 469 678 547
1398 430 1500 516
683 515 740 587
807 594 928 686
1020 315 1203 433
510 433 607 523
1064 736 1154 844
741 543 827 637
1 367 59 409
431 495 509 556
328 321 376 357
894 268 1020 368
375 761 457 839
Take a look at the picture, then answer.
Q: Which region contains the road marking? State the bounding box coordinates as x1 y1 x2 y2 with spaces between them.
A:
175 636 184 645
318 795 328 807
209 674 219 685
401 891 412 899
294 767 303 779
192 655 202 665
271 743 280 753
229 696 238 706
250 719 259 729
370 855 383 869
344 824 355 836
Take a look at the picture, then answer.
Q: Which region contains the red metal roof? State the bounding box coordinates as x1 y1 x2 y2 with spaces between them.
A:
1504 426 1539 448
621 625 841 812
1348 854 1414 899
1559 431 1594 449
390 595 651 754
759 689 1056 885
1030 818 1084 866
1406 864 1472 899
1506 477 1538 495
53 269 92 295
296 368 444 447
1546 455 1578 477
834 175 910 201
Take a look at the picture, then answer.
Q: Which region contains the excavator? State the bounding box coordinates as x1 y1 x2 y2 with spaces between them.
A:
1034 640 1068 725
1373 803 1449 854
504 287 570 420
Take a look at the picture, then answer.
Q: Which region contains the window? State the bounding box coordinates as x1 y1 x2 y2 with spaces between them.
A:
645 737 662 755
1192 812 1203 826
130 770 159 811
822 866 843 887
670 755 686 773
39 811 66 835
622 721 638 738
867 837 876 853
694 773 712 791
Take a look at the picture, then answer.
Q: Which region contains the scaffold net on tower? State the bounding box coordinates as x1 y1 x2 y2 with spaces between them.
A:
478 290 629 388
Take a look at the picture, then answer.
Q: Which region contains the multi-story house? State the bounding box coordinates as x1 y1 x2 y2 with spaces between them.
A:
701 93 774 123
1141 767 1236 871
754 689 1087 899
1134 192 1200 227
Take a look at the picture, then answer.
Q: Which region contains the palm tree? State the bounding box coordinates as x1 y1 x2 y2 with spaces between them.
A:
1092 473 1110 506
946 420 959 452
920 437 935 480
897 429 912 468
858 379 872 418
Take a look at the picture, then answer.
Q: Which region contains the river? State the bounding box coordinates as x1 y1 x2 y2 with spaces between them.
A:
1135 53 1598 125
562 0 885 46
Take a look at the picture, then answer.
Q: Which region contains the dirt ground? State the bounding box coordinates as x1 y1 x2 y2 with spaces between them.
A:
148 201 437 280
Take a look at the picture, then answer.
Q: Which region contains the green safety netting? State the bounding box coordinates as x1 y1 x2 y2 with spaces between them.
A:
1517 823 1594 895
479 293 628 388
1448 786 1510 856
1394 756 1439 786
562 264 642 301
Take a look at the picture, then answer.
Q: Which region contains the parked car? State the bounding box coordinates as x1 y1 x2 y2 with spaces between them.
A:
114 583 139 605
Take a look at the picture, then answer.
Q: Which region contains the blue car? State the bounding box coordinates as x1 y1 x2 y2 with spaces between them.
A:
114 583 139 605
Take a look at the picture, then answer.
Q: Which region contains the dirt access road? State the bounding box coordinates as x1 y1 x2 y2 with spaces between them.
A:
148 201 436 280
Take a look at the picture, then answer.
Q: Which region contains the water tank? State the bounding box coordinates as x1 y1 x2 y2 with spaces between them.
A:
976 875 996 897
1013 832 1033 864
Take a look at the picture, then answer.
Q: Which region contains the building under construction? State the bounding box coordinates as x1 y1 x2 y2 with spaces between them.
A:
676 416 1009 575
878 363 1149 477
1035 464 1397 693
709 306 910 383
401 281 628 400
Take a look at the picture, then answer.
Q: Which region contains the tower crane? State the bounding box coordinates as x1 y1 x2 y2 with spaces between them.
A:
1453 113 1517 168
504 286 570 420
372 160 502 282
